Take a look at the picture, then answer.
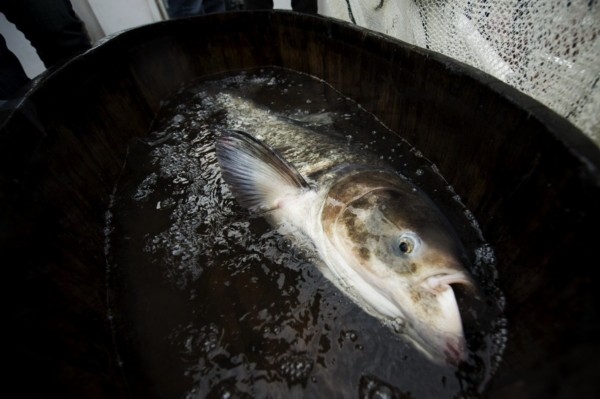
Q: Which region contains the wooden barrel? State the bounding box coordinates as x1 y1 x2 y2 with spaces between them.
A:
2 11 598 398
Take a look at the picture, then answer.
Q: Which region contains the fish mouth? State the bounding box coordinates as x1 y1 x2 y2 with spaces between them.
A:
394 272 474 365
431 285 469 365
422 272 474 293
402 302 467 364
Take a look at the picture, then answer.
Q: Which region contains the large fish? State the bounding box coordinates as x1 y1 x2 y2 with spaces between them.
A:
215 114 475 364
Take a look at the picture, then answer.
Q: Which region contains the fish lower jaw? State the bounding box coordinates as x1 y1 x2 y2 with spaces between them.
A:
391 319 468 365
443 336 468 365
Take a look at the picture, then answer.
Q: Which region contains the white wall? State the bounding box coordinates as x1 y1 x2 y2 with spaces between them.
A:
84 0 165 38
0 13 45 78
273 0 292 10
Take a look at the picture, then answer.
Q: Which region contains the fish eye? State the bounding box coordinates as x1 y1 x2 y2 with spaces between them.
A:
397 233 420 255
399 240 412 253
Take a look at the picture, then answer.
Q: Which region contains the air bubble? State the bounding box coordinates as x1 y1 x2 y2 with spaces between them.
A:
277 356 314 384
277 236 294 252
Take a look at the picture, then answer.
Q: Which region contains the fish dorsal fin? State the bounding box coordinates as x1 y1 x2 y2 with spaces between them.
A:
215 130 309 212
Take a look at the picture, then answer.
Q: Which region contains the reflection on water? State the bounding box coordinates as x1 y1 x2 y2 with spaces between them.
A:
105 67 506 398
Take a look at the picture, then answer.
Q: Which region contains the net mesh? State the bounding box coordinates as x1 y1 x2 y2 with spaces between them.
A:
320 0 600 146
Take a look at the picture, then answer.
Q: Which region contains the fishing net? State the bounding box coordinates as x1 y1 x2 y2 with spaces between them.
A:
320 0 600 146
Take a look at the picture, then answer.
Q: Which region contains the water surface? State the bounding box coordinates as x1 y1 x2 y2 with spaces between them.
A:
105 67 506 398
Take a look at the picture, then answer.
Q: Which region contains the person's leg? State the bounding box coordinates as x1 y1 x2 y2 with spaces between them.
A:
203 0 226 14
0 35 30 100
291 0 317 13
167 0 205 18
1 0 91 68
244 0 274 10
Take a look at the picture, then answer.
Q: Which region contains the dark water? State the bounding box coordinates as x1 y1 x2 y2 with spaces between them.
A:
105 67 506 398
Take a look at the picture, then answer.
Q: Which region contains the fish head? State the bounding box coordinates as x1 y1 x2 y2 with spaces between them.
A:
322 169 475 364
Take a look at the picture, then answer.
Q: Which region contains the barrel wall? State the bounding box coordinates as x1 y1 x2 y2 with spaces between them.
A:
2 11 598 398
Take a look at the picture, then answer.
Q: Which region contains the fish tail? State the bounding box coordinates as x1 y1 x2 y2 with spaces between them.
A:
215 130 309 212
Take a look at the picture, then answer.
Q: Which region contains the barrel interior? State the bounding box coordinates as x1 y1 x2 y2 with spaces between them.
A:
2 11 599 398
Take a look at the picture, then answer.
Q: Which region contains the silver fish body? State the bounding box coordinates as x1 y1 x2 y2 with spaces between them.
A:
215 115 474 364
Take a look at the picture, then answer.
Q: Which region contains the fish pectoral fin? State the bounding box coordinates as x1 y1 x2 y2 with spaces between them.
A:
215 130 309 212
